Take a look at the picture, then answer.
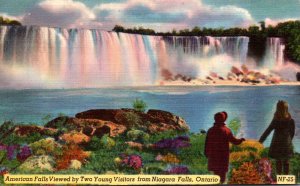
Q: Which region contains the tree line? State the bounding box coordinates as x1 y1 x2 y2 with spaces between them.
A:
112 21 300 63
0 16 22 26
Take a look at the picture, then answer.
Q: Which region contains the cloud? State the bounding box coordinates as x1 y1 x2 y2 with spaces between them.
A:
265 17 299 27
22 0 95 28
3 0 255 31
93 0 255 31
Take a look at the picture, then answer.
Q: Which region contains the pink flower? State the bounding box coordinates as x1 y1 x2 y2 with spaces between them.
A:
121 154 143 170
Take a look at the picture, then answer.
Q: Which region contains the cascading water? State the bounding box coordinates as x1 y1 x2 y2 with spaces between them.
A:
262 37 285 68
0 26 297 88
261 37 300 81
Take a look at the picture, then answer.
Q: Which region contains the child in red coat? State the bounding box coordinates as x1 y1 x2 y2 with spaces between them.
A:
204 111 245 183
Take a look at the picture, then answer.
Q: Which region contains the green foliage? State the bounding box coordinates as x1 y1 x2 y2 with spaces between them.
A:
113 25 155 35
112 25 125 32
260 147 270 158
132 98 148 112
228 118 241 136
0 121 16 143
57 112 67 117
0 16 21 26
50 116 77 133
100 134 116 149
148 130 186 144
42 114 53 124
1 132 43 145
1 158 20 170
290 153 300 181
85 135 117 151
84 150 119 174
85 136 102 151
178 133 208 174
83 136 128 174
126 129 150 143
124 112 142 129
143 162 165 174
29 138 62 156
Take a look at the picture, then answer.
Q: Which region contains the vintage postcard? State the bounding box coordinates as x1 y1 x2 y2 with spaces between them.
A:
0 0 299 185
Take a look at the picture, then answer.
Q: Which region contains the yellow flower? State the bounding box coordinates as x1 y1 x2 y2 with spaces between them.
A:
69 160 82 170
114 157 122 165
161 153 180 164
239 139 264 153
230 150 259 163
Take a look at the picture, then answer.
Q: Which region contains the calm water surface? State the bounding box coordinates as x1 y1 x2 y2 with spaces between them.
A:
0 86 299 151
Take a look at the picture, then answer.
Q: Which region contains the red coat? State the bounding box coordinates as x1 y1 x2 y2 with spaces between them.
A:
204 122 243 172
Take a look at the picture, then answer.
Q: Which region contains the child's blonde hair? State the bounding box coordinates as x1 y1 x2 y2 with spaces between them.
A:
273 100 291 120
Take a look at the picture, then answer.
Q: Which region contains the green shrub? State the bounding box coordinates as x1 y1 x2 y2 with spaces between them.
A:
126 129 150 143
29 138 62 156
148 130 186 144
85 136 102 151
1 132 43 145
100 134 116 149
143 162 165 174
84 150 119 174
228 118 241 136
291 153 300 182
86 135 116 151
42 114 53 124
124 112 142 129
132 99 148 112
260 147 269 158
178 133 208 174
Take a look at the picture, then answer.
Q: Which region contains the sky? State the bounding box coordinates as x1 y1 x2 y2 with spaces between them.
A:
0 0 299 32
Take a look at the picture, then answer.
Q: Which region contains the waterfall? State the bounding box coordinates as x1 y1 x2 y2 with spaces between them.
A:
0 26 294 88
262 37 285 68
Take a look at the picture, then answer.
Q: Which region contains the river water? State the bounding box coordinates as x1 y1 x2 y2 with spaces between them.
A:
0 86 299 151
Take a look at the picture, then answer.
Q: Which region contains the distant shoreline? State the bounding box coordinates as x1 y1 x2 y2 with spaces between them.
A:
0 81 299 90
157 79 300 87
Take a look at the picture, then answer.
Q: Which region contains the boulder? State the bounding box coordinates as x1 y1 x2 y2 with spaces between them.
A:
182 75 192 82
82 126 94 136
241 64 249 74
231 66 243 76
76 109 158 126
210 72 218 78
218 76 225 80
147 109 189 131
174 74 184 80
46 116 126 137
93 125 111 138
161 69 173 81
206 76 213 81
104 122 127 137
14 125 57 137
75 110 120 123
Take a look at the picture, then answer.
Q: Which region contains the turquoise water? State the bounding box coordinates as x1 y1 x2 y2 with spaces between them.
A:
0 86 299 151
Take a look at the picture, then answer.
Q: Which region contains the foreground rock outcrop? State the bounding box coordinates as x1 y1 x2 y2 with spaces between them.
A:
7 109 189 143
75 109 189 132
43 109 189 138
